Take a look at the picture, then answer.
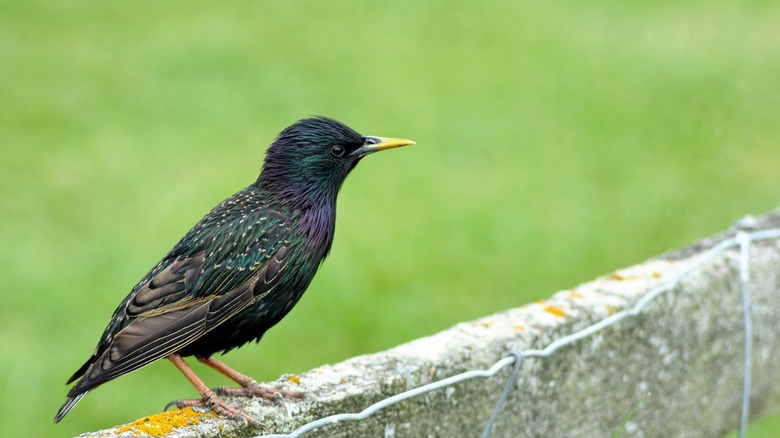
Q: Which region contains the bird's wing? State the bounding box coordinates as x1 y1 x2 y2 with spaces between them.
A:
68 209 293 394
125 208 292 315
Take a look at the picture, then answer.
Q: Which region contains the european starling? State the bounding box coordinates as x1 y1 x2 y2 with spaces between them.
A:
54 117 414 426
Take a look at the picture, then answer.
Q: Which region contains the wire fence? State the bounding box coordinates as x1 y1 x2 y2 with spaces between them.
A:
260 221 780 438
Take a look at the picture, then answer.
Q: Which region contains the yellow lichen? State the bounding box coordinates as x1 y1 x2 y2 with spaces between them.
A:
114 407 208 437
610 271 640 281
569 291 584 299
543 305 566 318
512 324 525 331
287 375 301 385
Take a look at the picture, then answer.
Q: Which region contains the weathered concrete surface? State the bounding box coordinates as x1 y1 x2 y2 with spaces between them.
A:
80 210 780 438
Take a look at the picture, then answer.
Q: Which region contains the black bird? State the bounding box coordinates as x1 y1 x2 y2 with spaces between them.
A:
54 117 415 426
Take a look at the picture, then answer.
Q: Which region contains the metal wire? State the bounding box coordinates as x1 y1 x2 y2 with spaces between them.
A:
482 350 524 438
256 227 780 437
262 356 517 438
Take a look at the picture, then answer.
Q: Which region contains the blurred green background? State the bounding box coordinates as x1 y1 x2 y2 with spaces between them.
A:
2 1 779 436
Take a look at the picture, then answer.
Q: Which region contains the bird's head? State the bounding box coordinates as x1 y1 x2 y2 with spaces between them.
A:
258 117 414 207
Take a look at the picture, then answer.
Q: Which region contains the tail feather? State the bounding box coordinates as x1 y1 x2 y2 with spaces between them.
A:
53 391 88 423
66 357 94 385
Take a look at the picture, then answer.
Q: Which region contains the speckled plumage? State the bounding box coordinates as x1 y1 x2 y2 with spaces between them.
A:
55 117 414 424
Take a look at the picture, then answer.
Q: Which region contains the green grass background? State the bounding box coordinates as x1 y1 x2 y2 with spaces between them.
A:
2 1 779 436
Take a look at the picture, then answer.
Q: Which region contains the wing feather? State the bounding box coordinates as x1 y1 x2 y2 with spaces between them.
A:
66 207 294 395
78 285 253 390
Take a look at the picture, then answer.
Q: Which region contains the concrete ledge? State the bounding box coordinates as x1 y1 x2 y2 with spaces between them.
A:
81 210 780 437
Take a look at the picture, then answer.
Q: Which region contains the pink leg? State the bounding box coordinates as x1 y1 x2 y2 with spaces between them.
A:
197 356 303 400
167 354 260 428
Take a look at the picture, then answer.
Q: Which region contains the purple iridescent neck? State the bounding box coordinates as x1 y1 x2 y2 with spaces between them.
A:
253 178 338 256
300 199 337 256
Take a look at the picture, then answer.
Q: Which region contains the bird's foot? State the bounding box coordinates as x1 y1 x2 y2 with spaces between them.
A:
213 381 304 401
165 394 262 429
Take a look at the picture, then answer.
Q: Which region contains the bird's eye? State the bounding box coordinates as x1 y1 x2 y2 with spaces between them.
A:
329 145 346 158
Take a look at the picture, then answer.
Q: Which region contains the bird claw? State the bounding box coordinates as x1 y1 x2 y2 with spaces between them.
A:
164 399 185 411
164 395 263 429
212 383 304 402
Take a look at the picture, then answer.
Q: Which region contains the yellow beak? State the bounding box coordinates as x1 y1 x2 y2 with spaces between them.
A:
356 136 416 156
